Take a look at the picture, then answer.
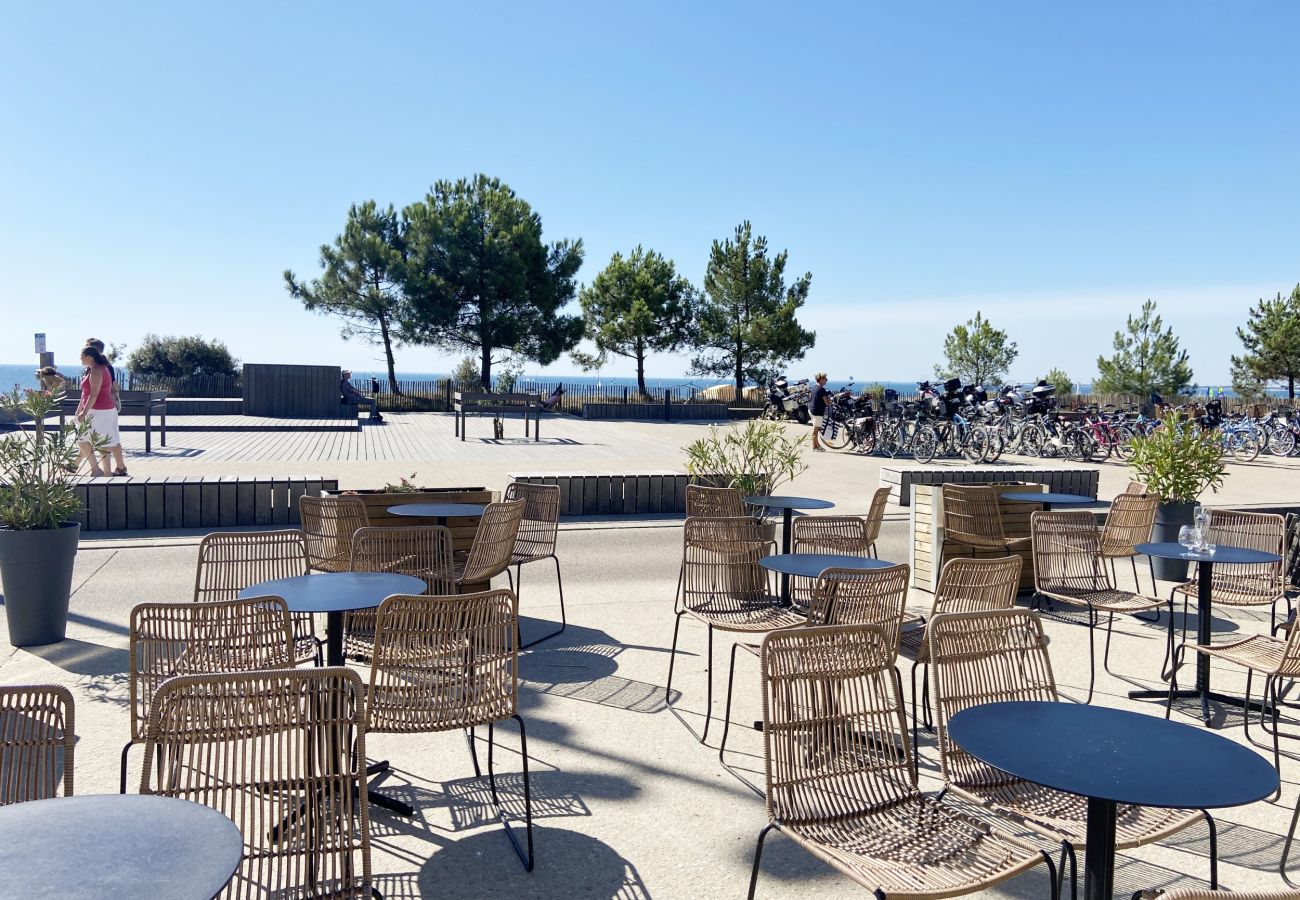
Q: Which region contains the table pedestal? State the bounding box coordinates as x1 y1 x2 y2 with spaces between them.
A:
1128 559 1269 724
779 508 794 602
1085 796 1117 900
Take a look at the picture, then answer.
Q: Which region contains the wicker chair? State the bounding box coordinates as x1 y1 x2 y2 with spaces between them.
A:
455 500 524 592
930 608 1216 895
719 564 911 767
194 529 320 666
345 525 452 660
1168 610 1300 796
747 622 1053 900
1134 892 1296 900
504 482 566 649
1031 510 1166 702
939 484 1031 575
685 484 747 517
1100 491 1159 594
666 516 805 744
139 667 373 899
790 500 890 608
298 495 369 573
121 596 295 793
0 685 74 805
897 555 1022 749
367 589 533 870
1173 509 1287 633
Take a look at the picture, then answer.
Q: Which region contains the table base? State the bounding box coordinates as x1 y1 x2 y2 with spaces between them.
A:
1128 688 1271 726
1085 797 1116 900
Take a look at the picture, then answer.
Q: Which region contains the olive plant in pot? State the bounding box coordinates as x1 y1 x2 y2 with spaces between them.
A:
682 419 808 541
0 388 97 646
1126 410 1226 582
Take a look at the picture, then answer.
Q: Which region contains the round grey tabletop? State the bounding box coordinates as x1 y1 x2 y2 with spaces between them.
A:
386 503 486 519
0 794 242 899
238 572 426 613
1001 492 1101 506
743 495 836 512
759 553 895 578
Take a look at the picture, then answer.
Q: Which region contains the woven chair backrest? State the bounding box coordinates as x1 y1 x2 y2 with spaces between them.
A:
685 484 747 518
351 525 454 595
1030 510 1111 594
298 496 370 573
808 565 910 653
460 500 525 585
0 684 74 805
193 530 310 602
140 667 372 898
760 623 914 825
863 486 892 544
504 482 560 560
1100 492 1158 555
682 516 771 614
793 516 869 555
929 608 1057 789
942 484 1008 546
368 589 518 733
1199 509 1285 600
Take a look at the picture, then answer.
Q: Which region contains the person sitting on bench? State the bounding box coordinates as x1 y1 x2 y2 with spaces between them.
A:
540 383 565 410
341 369 383 422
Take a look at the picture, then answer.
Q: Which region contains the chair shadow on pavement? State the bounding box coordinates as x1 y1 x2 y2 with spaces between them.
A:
24 637 127 676
518 621 681 714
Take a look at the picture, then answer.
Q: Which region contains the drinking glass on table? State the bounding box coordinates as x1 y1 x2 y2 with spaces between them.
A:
1178 526 1201 557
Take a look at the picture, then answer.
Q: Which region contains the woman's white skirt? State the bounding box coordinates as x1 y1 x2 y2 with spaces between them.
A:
85 407 121 448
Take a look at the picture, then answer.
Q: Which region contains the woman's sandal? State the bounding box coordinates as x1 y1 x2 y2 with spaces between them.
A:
113 468 129 477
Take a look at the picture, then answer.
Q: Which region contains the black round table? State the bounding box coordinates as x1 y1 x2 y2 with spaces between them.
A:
744 496 836 601
239 572 425 666
1128 542 1282 722
386 502 486 526
949 700 1276 900
1001 491 1103 511
0 794 243 899
759 553 893 579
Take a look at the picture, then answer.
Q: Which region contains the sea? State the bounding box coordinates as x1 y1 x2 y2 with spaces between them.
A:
0 363 1272 399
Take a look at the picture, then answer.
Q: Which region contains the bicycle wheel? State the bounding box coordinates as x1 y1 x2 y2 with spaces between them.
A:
1019 424 1045 458
962 429 988 463
1231 433 1261 462
874 424 899 458
912 425 939 463
1270 426 1295 457
856 425 877 455
760 403 780 421
983 428 1005 463
1112 425 1139 461
821 419 851 450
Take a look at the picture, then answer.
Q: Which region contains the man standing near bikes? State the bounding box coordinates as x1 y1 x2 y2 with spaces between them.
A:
810 372 830 452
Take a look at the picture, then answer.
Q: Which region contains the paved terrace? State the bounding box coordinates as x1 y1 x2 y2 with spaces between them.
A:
81 410 1300 510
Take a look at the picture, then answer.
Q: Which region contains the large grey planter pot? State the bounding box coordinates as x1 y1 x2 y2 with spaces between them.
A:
0 523 79 647
1152 501 1196 583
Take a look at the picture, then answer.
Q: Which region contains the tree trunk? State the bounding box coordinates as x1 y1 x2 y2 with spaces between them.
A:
378 315 402 395
1290 375 1295 400
480 344 492 392
734 336 744 406
636 340 648 400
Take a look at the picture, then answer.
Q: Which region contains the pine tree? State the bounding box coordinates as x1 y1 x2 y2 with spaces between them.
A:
934 311 1018 386
1094 300 1193 397
1231 285 1300 399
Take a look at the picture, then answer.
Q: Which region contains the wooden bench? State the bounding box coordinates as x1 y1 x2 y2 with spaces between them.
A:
881 465 1100 507
69 475 337 531
59 391 168 452
453 392 541 442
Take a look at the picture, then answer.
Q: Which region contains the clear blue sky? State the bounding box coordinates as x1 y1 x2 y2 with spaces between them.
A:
3 1 1297 385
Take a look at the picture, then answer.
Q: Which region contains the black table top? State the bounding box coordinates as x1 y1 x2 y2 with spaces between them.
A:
1002 492 1102 506
239 572 427 613
744 495 836 512
759 553 895 578
0 794 242 899
386 502 486 518
1136 542 1282 565
948 701 1277 809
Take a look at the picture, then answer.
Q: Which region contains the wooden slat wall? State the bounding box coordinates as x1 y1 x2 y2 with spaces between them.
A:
883 466 1100 507
243 364 342 418
911 482 1044 594
507 472 707 516
69 476 337 531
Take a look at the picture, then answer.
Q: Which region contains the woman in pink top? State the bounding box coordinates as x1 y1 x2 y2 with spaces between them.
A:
74 345 121 477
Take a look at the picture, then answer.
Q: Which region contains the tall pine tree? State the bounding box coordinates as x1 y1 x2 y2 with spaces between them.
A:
1232 285 1300 399
1095 300 1193 397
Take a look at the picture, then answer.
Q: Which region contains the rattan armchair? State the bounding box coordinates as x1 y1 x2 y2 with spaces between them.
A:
139 667 373 899
298 495 370 573
1168 612 1300 796
897 555 1022 749
685 484 747 517
719 564 911 767
1100 491 1159 594
346 525 452 660
194 529 320 666
930 608 1215 894
666 516 805 744
790 506 887 608
0 685 74 805
747 622 1053 900
454 500 524 592
939 484 1031 575
1031 510 1166 702
367 589 533 870
121 596 295 793
1173 509 1287 632
504 482 566 649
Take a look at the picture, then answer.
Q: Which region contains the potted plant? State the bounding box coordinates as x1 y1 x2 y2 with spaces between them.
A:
1126 410 1226 581
682 419 808 538
0 388 98 646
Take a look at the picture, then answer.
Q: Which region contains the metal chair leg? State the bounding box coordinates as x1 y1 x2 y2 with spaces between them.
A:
519 556 567 650
720 643 745 763
747 823 775 900
702 625 716 744
1283 791 1300 887
119 740 135 794
665 612 684 704
485 715 534 871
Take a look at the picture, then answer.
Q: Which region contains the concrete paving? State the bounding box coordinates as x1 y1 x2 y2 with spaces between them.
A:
3 514 1300 898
